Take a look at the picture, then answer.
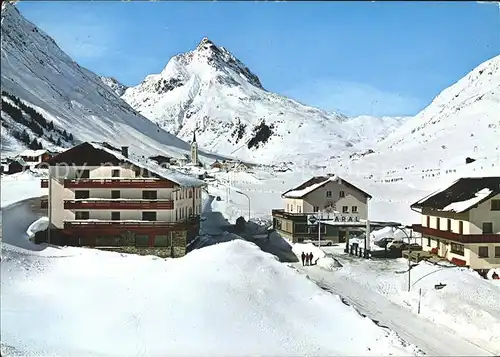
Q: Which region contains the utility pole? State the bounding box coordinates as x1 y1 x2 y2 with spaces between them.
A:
408 247 412 292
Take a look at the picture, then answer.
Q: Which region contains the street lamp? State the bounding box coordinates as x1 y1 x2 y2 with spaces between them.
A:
215 179 230 202
235 190 251 221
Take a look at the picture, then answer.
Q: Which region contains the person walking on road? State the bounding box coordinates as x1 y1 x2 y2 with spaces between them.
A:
310 252 314 265
306 252 310 266
301 251 306 266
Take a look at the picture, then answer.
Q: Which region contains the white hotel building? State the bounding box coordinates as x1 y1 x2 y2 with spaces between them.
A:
39 142 205 257
411 176 500 273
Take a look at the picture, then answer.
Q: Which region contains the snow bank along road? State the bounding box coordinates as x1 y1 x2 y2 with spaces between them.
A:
0 196 47 251
293 263 494 357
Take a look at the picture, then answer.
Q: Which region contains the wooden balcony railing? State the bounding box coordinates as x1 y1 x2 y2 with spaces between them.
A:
63 217 200 233
64 199 174 210
64 178 175 188
65 220 178 229
272 209 308 217
412 224 500 244
41 179 48 188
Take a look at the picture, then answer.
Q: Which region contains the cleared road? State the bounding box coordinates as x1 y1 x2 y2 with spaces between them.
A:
293 263 494 356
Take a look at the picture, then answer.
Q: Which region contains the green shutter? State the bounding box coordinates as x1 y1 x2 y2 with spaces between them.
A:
154 235 170 247
135 235 149 247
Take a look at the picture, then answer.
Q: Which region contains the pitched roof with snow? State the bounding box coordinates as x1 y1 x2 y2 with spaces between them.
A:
40 142 206 188
411 177 500 213
282 175 372 199
18 149 47 157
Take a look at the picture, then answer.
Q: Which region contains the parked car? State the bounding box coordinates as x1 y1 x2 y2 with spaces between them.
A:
388 241 422 251
374 237 394 248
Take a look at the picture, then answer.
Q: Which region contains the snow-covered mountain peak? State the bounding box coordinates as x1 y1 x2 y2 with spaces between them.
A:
154 36 264 91
122 37 377 164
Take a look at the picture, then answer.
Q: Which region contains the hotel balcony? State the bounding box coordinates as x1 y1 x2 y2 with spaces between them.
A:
272 209 308 218
272 209 305 216
62 217 200 235
412 224 500 244
63 178 175 189
65 220 180 229
64 199 174 210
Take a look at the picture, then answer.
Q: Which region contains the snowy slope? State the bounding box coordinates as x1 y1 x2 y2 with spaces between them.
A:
343 55 500 179
383 55 500 152
122 38 381 165
0 2 222 162
1 241 420 356
347 115 410 145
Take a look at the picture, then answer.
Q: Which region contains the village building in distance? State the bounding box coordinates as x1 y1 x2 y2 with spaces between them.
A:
38 141 206 257
19 149 51 166
1 157 28 175
272 174 373 244
210 159 251 172
1 149 54 175
411 176 500 273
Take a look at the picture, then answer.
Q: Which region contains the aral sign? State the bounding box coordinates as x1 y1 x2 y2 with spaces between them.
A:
330 215 360 223
307 213 360 225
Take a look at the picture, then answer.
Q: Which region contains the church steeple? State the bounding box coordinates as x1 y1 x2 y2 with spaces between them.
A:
191 127 199 165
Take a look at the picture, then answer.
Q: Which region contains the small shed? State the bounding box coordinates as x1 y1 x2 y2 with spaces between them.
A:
1 158 28 175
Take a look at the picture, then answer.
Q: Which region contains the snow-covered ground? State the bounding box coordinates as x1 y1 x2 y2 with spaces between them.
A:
0 171 46 208
1 239 422 356
299 248 500 355
195 167 500 355
1 161 499 356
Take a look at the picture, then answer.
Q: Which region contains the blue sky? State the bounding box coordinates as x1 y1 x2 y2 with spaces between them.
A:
17 1 500 117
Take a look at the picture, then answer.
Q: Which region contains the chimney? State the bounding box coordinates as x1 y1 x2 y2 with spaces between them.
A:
121 146 129 158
